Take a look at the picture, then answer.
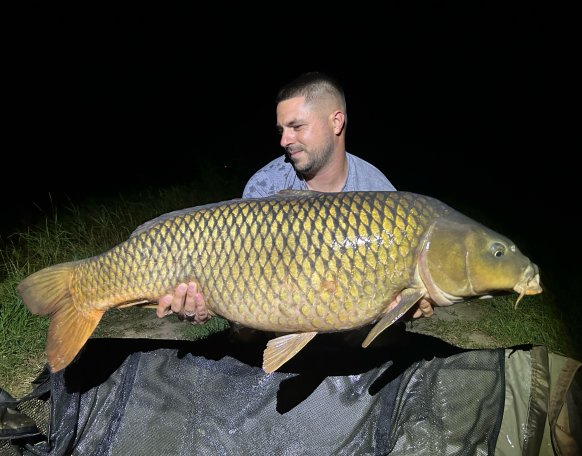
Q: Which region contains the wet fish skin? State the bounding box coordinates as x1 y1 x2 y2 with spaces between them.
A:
17 190 542 373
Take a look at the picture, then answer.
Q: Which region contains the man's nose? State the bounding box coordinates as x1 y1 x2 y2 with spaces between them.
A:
280 129 293 148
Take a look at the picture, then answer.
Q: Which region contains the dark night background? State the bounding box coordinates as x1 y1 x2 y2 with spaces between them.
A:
4 4 577 307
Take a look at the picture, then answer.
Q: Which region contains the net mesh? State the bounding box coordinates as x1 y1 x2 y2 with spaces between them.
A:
2 331 505 456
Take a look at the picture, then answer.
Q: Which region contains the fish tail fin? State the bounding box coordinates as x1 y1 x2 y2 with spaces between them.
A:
18 262 105 372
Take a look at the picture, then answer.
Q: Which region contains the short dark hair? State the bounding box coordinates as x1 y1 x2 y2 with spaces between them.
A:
276 72 347 113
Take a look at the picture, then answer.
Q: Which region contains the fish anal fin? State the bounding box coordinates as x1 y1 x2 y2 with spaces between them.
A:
47 300 105 372
362 288 425 348
263 332 317 373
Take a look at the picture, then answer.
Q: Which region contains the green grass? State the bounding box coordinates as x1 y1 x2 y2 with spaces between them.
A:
1 177 580 398
0 276 49 390
409 293 579 358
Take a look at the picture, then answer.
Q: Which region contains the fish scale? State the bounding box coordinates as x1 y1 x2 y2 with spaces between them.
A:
18 190 542 373
73 192 417 328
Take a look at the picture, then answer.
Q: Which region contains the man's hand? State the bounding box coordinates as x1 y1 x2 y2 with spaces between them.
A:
411 298 434 319
156 281 209 324
384 295 434 321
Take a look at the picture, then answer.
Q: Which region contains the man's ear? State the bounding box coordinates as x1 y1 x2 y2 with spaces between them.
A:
331 110 346 135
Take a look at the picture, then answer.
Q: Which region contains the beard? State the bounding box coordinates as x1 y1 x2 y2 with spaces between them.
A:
288 142 334 179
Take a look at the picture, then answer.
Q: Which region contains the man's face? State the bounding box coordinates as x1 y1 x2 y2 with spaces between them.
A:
276 96 335 178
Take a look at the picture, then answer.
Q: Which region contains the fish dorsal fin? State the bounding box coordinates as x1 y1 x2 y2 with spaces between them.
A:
361 288 425 348
263 332 317 373
276 189 323 197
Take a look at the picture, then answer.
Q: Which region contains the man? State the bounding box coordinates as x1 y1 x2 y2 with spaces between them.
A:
156 71 434 322
10 73 558 455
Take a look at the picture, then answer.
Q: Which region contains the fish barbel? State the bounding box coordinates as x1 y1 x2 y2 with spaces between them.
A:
17 190 542 373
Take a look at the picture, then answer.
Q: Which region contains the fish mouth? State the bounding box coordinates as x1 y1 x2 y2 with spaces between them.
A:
513 263 543 308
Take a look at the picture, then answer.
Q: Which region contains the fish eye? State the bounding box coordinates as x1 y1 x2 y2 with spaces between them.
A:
491 242 506 258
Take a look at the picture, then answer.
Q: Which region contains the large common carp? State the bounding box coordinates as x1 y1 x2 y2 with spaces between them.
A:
18 190 542 374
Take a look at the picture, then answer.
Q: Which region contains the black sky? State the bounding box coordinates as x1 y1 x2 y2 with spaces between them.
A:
4 4 577 297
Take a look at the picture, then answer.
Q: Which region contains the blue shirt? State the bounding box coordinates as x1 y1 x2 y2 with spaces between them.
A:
132 153 395 236
243 152 396 198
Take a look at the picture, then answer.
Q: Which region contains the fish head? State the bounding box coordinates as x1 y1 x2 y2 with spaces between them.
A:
419 214 542 306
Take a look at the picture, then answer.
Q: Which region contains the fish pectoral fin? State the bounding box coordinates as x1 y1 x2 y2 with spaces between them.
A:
362 288 425 348
262 332 317 373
